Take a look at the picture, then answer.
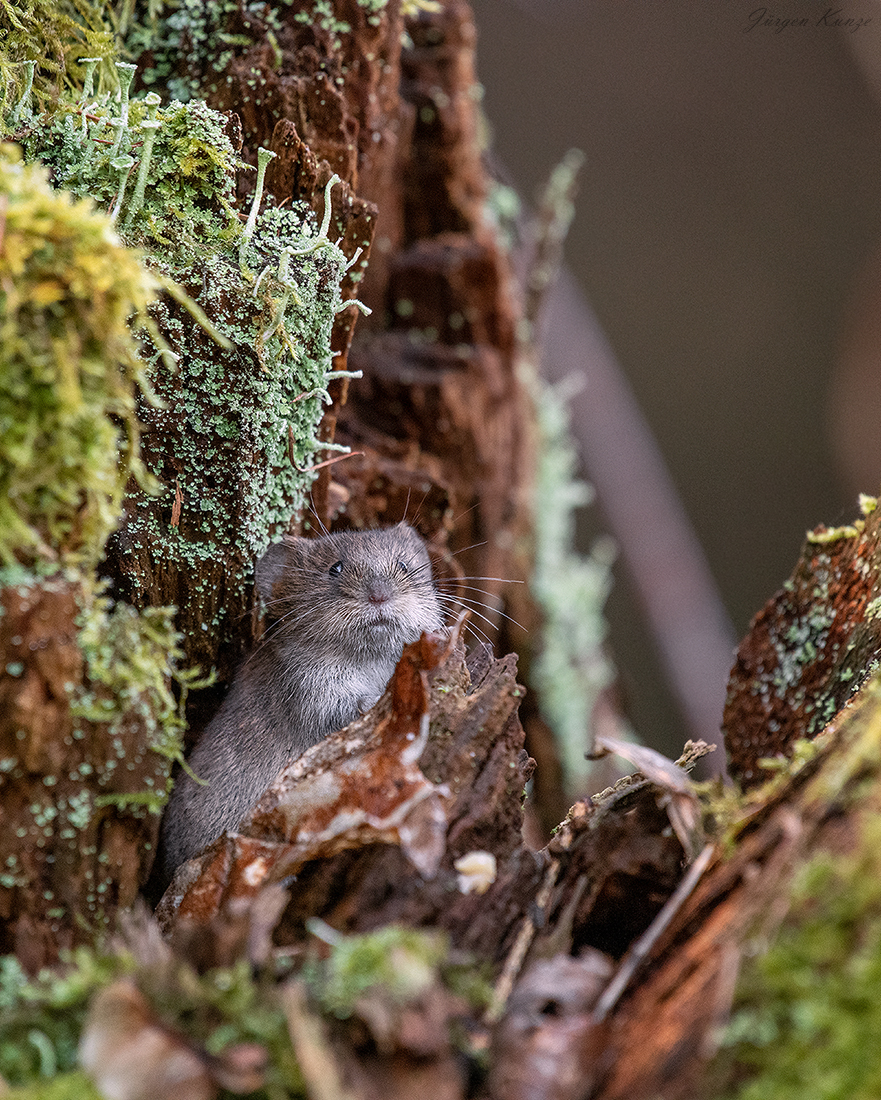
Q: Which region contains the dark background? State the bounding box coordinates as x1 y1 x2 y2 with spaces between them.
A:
470 0 881 754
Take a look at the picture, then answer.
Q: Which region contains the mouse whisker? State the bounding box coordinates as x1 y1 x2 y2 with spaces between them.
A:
436 575 525 585
436 592 527 634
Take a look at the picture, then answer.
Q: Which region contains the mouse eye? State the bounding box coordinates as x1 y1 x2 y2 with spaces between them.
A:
329 561 343 577
397 560 410 574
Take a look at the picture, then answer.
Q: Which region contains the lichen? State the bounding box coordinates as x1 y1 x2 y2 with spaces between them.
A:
530 375 616 786
72 586 208 813
123 0 442 101
123 175 351 569
23 92 242 263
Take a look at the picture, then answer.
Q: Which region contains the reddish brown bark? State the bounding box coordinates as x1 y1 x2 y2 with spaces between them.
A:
724 506 881 784
0 578 169 971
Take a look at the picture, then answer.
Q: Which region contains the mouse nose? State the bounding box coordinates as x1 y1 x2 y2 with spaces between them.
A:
365 577 394 606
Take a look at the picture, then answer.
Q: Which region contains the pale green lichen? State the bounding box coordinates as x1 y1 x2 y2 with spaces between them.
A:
515 150 617 789
529 375 617 786
124 0 442 104
72 586 209 813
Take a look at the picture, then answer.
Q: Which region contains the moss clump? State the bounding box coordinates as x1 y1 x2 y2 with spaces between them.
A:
2 1070 102 1100
0 1 115 118
0 949 124 1086
304 922 448 1019
303 921 492 1022
0 143 157 568
718 810 881 1100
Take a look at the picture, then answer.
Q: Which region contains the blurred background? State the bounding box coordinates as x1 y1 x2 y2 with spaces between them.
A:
469 0 881 756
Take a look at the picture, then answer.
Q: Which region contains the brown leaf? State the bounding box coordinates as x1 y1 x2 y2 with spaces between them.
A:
79 979 267 1100
79 980 216 1100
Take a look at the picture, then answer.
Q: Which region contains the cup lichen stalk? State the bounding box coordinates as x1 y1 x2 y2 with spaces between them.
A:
8 60 36 128
123 119 162 228
292 367 364 408
239 147 277 267
115 62 137 129
80 57 101 101
286 173 341 258
335 296 371 317
109 155 135 224
78 57 101 140
142 92 162 121
261 247 303 346
108 116 126 158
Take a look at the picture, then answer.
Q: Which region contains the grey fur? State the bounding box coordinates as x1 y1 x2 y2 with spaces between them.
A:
157 523 443 881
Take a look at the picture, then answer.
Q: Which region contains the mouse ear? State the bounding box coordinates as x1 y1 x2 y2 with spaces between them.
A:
255 537 308 603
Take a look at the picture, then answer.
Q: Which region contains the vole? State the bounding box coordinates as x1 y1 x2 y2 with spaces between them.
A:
156 523 444 883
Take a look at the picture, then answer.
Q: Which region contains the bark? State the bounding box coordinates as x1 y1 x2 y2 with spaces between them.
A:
0 578 169 970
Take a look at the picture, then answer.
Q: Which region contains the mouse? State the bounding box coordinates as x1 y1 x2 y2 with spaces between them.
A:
155 523 444 884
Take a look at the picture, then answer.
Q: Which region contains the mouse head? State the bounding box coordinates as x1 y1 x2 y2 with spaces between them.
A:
256 523 443 654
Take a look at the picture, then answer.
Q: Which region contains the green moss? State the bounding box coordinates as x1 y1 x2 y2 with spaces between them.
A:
0 144 157 568
717 811 881 1100
0 1 115 121
3 1070 103 1099
0 948 125 1086
0 946 302 1096
302 920 491 1023
304 922 446 1019
806 522 863 545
